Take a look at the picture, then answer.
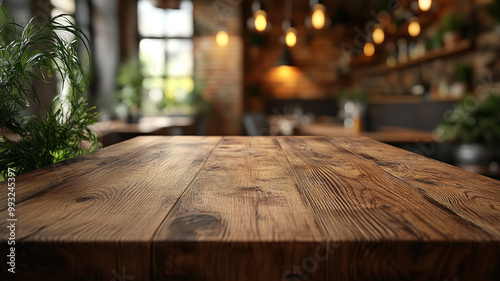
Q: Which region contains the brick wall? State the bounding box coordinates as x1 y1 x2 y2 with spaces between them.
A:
194 0 243 135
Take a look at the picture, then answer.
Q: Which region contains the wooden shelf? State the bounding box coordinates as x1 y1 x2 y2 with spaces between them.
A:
368 94 461 104
369 95 422 104
429 95 462 102
365 40 473 76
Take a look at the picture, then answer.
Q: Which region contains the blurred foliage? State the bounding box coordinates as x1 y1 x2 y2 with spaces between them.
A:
115 59 145 113
0 13 99 180
441 11 466 34
185 79 209 113
453 62 472 83
337 89 368 104
435 94 500 147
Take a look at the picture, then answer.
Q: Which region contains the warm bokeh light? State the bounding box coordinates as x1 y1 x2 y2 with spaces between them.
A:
408 20 421 37
216 30 229 47
254 10 267 32
311 4 326 30
285 27 298 47
418 0 432 12
372 27 385 44
275 65 295 78
363 42 375 57
266 65 325 99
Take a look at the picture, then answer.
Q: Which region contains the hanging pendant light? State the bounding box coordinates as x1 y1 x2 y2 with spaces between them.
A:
282 0 297 47
276 46 295 67
275 0 296 68
372 25 385 44
363 42 375 57
284 22 298 47
305 0 330 30
408 17 421 37
311 0 326 29
248 1 268 32
418 0 432 12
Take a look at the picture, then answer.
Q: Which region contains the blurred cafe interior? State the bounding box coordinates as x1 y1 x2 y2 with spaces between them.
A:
2 0 500 179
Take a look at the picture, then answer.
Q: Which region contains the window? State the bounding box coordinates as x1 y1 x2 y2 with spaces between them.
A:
137 0 194 114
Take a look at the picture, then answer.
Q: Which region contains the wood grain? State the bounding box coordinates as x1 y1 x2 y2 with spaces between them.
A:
0 136 220 280
277 136 499 280
331 136 500 236
0 136 498 281
153 137 326 281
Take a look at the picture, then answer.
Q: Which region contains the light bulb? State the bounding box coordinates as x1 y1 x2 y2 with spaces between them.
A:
311 4 326 30
254 10 267 32
408 20 421 37
372 27 385 44
363 42 375 57
285 27 297 47
216 30 229 47
418 0 432 12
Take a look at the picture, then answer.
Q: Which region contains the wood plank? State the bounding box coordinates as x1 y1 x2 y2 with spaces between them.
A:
0 136 167 209
0 136 221 280
153 136 326 281
330 136 500 236
1 136 498 280
277 136 499 280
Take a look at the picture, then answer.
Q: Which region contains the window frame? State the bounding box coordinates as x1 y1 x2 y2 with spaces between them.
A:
136 0 195 109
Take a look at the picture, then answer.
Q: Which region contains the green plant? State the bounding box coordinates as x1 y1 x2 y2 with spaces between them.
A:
430 27 444 49
337 89 368 104
0 13 99 180
115 59 145 117
186 79 209 113
435 94 500 146
453 62 472 83
441 11 465 33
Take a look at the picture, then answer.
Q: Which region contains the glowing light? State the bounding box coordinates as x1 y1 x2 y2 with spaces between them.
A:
418 0 432 12
311 4 326 30
216 30 229 47
285 27 297 47
363 42 375 57
254 10 267 32
276 65 295 78
372 27 385 44
408 20 421 37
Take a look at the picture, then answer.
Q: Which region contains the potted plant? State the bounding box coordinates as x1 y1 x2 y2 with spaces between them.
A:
441 11 465 49
114 59 145 123
0 14 99 180
435 94 500 169
449 62 472 98
337 90 368 133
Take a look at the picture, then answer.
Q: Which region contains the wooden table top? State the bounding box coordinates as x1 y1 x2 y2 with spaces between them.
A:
90 116 194 134
1 136 499 281
299 123 436 143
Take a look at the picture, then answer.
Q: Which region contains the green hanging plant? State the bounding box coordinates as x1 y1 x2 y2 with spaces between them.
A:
0 12 99 180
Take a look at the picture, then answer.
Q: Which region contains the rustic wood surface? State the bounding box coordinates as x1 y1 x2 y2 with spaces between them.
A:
0 136 499 281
